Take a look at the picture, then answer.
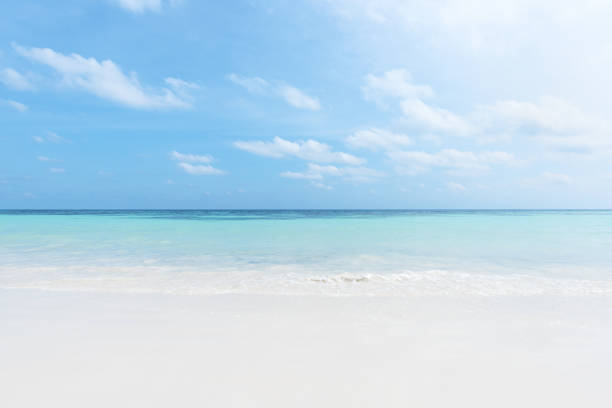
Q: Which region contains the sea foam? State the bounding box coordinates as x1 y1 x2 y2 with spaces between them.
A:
3 265 612 297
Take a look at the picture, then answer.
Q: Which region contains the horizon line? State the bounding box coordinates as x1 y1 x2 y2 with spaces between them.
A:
2 208 612 212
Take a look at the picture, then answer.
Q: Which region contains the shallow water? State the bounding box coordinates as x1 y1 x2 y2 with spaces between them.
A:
2 210 612 296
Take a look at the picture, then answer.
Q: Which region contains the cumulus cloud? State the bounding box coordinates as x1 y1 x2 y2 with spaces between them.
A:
389 148 517 175
481 97 596 134
345 128 413 151
281 163 385 183
228 73 321 110
277 85 321 110
170 151 225 175
473 97 611 150
317 0 612 196
363 69 472 135
164 77 200 103
280 171 323 180
362 69 433 104
389 149 517 169
177 162 225 175
0 68 34 90
364 69 612 153
234 136 364 165
311 163 385 182
227 74 270 94
1 99 28 112
14 44 194 109
400 99 472 134
170 151 212 163
164 77 199 91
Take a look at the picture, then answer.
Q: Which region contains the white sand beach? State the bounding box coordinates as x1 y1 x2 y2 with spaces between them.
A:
3 288 611 407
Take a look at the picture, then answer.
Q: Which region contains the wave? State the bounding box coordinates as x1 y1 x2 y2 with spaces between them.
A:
2 265 612 297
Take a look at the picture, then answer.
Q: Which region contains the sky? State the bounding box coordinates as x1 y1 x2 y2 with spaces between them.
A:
2 0 612 209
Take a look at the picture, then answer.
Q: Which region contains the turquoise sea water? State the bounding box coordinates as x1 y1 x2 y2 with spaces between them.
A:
2 210 612 296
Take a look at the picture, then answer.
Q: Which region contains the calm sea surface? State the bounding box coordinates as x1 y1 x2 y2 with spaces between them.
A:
2 210 612 296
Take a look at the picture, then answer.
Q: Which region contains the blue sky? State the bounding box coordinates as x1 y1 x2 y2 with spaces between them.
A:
2 0 612 208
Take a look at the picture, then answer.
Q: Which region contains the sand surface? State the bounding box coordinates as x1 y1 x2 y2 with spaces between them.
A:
2 289 611 407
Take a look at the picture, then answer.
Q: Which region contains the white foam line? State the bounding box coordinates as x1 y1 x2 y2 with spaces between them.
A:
3 268 612 297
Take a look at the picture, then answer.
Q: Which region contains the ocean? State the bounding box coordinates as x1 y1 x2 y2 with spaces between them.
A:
2 209 612 296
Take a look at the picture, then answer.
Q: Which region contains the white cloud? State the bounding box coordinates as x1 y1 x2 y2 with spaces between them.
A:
170 151 224 175
363 69 471 135
227 74 270 94
473 97 612 151
481 97 596 134
345 128 413 151
0 68 34 90
280 171 323 180
1 99 28 112
281 163 385 183
177 162 225 175
234 136 365 165
312 163 385 182
50 168 65 173
306 163 345 176
113 0 181 13
164 77 200 103
389 149 517 168
362 69 433 104
170 151 212 163
33 131 70 143
277 85 321 110
34 131 70 144
364 70 612 152
389 148 517 174
321 0 612 189
164 77 199 91
324 0 612 53
228 73 321 110
14 44 193 109
400 99 471 134
320 0 612 135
